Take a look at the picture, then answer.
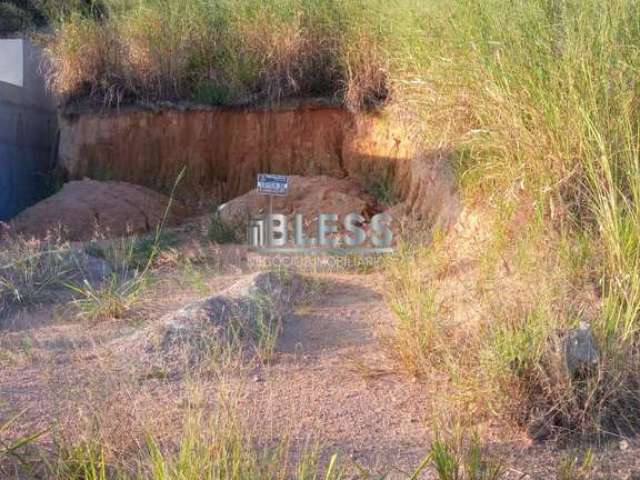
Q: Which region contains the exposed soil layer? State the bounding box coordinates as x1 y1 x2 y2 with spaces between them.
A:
60 103 362 198
58 102 461 229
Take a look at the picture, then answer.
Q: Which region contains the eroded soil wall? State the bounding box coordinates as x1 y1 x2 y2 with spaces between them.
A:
60 103 408 194
58 102 460 228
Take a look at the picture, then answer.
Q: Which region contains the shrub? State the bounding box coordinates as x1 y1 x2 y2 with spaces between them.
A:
0 3 35 34
208 212 243 244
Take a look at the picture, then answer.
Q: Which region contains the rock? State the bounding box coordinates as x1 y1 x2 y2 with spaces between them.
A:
218 175 375 226
71 253 113 288
563 321 599 377
527 413 555 441
159 271 308 360
10 180 192 241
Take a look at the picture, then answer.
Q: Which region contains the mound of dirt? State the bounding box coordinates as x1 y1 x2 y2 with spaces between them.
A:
9 180 191 241
218 175 376 225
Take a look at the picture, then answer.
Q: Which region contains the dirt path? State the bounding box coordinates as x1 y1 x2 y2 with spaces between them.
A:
2 270 640 478
242 275 431 475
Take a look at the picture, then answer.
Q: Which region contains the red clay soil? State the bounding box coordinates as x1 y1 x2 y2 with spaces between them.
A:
9 179 191 241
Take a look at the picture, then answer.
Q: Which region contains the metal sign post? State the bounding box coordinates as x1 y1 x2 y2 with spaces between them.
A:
256 173 289 246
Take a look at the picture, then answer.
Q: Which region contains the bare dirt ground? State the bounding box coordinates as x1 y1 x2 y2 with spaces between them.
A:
2 257 640 478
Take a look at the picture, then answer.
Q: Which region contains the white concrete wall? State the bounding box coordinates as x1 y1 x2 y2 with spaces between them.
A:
0 39 23 87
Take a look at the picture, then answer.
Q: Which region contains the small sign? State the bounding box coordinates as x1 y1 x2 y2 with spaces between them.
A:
257 173 289 196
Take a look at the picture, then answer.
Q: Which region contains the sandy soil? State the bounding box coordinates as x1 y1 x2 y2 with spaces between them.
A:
1 264 640 479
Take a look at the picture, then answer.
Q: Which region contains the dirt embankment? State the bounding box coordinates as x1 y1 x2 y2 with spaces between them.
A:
58 102 460 230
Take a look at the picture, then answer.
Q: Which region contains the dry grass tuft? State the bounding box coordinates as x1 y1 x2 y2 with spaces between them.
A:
42 0 392 109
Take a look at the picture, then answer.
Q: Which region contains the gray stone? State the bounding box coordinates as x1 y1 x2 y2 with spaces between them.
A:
159 271 308 359
80 254 113 287
563 321 599 377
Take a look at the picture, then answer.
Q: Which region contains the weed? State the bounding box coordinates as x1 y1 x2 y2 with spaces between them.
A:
383 242 449 378
370 0 640 439
248 293 281 363
66 273 147 321
52 440 109 480
42 0 393 109
429 428 504 480
202 288 283 366
0 410 49 466
19 336 33 357
208 211 243 245
556 449 594 480
0 235 74 317
45 393 347 480
363 164 398 207
67 168 185 322
180 261 210 297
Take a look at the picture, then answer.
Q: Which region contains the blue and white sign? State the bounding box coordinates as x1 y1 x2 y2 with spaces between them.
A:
257 173 289 196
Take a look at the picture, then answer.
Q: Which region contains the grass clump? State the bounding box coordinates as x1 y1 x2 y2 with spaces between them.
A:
0 410 48 467
0 234 74 318
383 242 447 377
376 0 640 441
67 169 185 322
45 395 346 480
428 430 504 480
66 272 147 322
556 449 594 480
208 211 243 245
42 0 401 109
363 163 399 207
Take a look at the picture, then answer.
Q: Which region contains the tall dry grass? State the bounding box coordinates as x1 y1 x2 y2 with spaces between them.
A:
42 0 396 109
383 0 640 439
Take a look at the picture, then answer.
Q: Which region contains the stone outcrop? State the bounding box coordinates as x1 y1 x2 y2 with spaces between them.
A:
563 321 599 377
159 271 308 360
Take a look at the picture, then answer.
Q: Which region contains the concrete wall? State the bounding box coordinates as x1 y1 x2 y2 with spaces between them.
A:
0 38 57 221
